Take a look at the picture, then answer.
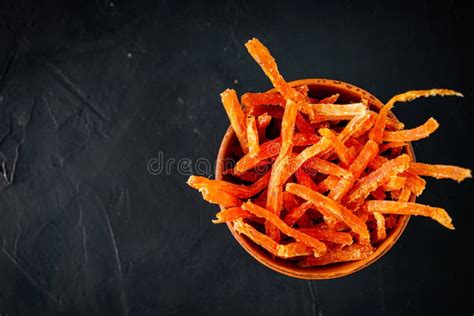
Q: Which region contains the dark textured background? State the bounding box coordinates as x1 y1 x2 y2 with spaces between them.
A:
0 0 473 315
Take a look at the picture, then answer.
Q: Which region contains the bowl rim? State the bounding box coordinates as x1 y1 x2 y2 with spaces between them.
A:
215 78 413 280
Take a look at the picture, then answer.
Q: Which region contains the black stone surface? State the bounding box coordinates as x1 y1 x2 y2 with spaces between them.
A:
0 1 473 315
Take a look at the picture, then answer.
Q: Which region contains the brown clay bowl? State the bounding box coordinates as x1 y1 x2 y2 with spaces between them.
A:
215 79 414 279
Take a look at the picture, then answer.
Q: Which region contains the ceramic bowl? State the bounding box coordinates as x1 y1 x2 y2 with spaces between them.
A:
215 79 413 279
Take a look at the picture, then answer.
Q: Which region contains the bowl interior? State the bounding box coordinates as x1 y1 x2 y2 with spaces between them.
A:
215 79 412 279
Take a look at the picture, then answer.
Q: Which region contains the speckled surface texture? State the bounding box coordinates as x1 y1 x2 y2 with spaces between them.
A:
0 1 473 315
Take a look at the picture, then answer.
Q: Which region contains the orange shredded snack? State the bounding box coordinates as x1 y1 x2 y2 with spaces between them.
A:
186 37 470 269
328 175 354 203
319 93 339 104
329 140 372 202
402 171 426 196
381 176 406 191
245 38 304 102
286 183 370 244
319 128 356 167
241 86 308 110
384 89 463 105
397 188 412 202
408 162 472 182
346 154 411 206
383 117 439 142
300 244 374 267
303 103 367 122
369 102 393 144
372 212 387 242
187 172 270 199
242 94 314 134
296 214 313 228
385 116 404 130
242 201 327 255
349 140 380 179
371 188 387 200
367 154 387 169
212 207 250 223
295 112 314 133
234 133 319 174
223 169 260 183
305 157 352 178
385 215 399 229
367 157 424 197
368 111 404 131
345 138 365 153
241 92 285 108
282 191 299 211
365 201 454 230
317 176 339 193
276 242 314 258
373 88 462 137
295 169 319 191
233 219 317 258
379 142 407 154
195 186 242 208
284 201 313 227
246 116 260 157
221 89 249 153
232 219 279 254
338 112 374 142
245 104 283 117
257 113 272 140
299 228 353 246
265 99 299 241
284 137 333 180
